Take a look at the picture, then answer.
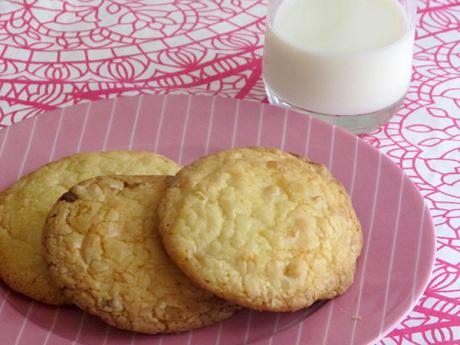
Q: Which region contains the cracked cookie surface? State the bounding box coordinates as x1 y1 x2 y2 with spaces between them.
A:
158 147 362 311
0 151 180 304
43 176 237 333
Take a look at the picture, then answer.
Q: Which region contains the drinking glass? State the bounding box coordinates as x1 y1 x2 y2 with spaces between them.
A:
263 0 417 134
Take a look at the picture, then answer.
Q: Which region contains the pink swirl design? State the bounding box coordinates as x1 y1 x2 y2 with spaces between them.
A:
0 0 459 343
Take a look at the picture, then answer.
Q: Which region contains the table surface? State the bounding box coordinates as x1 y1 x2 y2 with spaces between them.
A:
0 1 459 344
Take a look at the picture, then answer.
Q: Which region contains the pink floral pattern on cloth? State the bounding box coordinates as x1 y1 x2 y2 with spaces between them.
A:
0 0 459 343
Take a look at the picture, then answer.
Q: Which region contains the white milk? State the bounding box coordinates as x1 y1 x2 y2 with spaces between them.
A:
263 0 414 115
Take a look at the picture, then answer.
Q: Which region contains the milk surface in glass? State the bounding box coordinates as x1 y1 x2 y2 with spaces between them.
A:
263 0 414 116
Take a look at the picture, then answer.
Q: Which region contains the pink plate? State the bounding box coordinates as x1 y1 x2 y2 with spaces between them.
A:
0 95 435 345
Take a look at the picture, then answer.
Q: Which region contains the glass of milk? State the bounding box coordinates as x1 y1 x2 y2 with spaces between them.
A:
263 0 417 134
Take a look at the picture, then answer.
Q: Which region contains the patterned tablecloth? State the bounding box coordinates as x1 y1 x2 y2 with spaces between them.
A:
0 0 459 344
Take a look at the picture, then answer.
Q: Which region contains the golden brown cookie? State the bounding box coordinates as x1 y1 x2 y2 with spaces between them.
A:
158 147 362 312
43 176 238 333
0 151 180 305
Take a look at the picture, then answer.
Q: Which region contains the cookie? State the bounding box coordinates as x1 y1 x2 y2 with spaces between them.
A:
0 151 180 305
158 147 362 312
43 176 238 333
